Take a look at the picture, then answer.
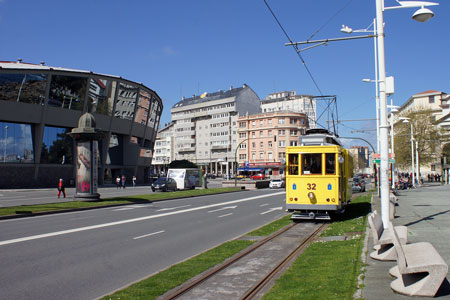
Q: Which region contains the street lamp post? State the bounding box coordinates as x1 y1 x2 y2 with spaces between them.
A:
375 0 438 228
3 125 8 163
387 100 399 189
400 117 416 188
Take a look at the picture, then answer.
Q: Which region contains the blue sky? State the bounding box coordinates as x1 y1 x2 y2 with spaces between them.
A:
1 0 448 149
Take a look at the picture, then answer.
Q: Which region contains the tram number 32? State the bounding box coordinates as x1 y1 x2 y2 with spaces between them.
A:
306 183 316 190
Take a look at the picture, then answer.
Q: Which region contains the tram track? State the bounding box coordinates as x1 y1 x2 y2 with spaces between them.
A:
162 222 328 300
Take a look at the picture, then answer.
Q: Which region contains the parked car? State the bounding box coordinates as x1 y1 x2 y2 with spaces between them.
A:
269 179 285 189
151 177 177 192
352 177 366 192
250 173 265 180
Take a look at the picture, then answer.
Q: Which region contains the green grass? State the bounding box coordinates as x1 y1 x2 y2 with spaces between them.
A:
262 194 372 300
0 187 241 217
100 240 254 300
246 214 292 236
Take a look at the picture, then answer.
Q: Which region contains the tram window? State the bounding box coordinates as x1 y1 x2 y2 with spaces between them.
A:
302 153 322 175
288 154 299 175
325 153 336 175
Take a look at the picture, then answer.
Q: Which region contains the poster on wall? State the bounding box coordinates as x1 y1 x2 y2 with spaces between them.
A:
77 141 91 193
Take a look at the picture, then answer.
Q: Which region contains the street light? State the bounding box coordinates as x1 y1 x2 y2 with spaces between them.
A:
374 0 438 228
387 100 400 189
399 117 416 188
3 125 8 163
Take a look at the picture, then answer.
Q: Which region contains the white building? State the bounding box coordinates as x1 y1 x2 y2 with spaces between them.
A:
260 91 317 128
170 84 261 175
151 122 174 175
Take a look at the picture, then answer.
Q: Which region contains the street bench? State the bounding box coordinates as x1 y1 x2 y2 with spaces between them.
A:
388 222 448 297
368 210 407 261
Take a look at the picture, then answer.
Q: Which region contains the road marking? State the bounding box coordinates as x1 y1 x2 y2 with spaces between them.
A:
133 230 165 240
0 191 285 246
259 203 269 207
113 205 148 211
156 205 191 212
218 213 233 218
208 206 237 213
261 207 283 215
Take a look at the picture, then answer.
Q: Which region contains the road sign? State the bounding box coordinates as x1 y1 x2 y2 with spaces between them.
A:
373 159 395 164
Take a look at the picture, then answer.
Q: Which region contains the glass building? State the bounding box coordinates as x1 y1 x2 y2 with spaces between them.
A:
0 60 163 188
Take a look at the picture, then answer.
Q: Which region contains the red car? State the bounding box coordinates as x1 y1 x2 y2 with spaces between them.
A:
250 173 265 180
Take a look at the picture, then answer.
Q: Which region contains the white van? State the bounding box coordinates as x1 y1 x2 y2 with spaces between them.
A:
167 168 201 190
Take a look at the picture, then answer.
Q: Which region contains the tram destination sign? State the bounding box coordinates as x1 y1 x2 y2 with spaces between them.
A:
373 159 395 164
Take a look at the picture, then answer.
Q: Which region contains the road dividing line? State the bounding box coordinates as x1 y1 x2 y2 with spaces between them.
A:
261 207 283 215
259 203 269 207
133 230 165 240
0 191 285 247
218 213 233 218
208 206 237 213
156 205 191 212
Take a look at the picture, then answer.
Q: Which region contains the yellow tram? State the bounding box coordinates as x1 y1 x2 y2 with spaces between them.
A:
286 129 353 220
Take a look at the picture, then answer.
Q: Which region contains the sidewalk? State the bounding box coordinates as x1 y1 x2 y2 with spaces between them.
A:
363 184 450 299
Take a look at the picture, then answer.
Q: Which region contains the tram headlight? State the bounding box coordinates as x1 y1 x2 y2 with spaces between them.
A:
308 192 315 200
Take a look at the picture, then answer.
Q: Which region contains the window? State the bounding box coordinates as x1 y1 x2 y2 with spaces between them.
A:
49 75 87 111
259 152 264 159
268 119 272 125
260 142 264 148
41 126 73 164
279 130 285 136
288 154 298 175
325 153 336 175
252 152 256 160
302 153 322 175
279 152 285 160
278 118 285 124
252 132 256 138
268 152 273 159
290 141 298 146
252 121 256 127
260 130 263 137
239 154 247 160
252 142 256 149
260 120 263 126
290 118 297 124
239 143 247 149
239 132 247 138
268 141 272 148
239 122 246 128
268 130 272 137
89 78 116 116
0 122 34 163
0 73 47 105
429 96 435 103
290 129 298 136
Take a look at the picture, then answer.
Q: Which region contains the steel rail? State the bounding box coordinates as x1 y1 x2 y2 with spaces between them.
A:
163 222 297 300
240 223 328 300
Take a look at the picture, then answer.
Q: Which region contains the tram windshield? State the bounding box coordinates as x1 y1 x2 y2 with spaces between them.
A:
302 153 322 175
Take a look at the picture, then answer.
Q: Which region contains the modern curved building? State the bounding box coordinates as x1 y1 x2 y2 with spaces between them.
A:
0 60 163 188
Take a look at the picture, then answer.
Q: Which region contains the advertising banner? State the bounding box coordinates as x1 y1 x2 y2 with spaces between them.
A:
77 141 91 193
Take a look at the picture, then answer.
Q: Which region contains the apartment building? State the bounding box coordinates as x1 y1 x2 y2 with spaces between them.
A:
151 122 174 175
170 84 261 175
237 111 309 177
260 91 316 128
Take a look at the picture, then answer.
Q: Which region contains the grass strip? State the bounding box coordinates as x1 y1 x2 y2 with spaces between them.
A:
100 240 254 300
0 187 240 217
262 194 372 300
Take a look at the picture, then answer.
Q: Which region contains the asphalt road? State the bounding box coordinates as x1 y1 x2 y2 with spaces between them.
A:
0 188 287 300
0 178 224 208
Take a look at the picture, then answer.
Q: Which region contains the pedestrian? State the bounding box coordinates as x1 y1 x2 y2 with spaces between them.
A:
121 174 126 189
116 176 121 189
57 178 66 198
132 175 136 187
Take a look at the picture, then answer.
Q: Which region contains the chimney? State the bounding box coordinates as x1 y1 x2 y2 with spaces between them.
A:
17 58 23 63
40 61 45 66
229 86 233 91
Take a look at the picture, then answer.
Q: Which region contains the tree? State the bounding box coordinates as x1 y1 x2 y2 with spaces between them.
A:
393 109 443 170
168 159 199 169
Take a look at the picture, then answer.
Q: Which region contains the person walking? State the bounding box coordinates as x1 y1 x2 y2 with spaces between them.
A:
121 174 126 189
57 178 66 198
116 176 121 189
132 175 136 187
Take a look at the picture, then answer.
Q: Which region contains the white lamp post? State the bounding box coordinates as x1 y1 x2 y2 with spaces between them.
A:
3 125 8 163
388 100 399 189
375 0 438 228
400 117 416 188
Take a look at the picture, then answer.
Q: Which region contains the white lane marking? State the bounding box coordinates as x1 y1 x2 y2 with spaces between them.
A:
133 230 165 240
261 207 283 215
0 191 285 246
259 204 269 207
218 213 233 218
156 205 191 212
113 205 148 211
208 206 237 213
